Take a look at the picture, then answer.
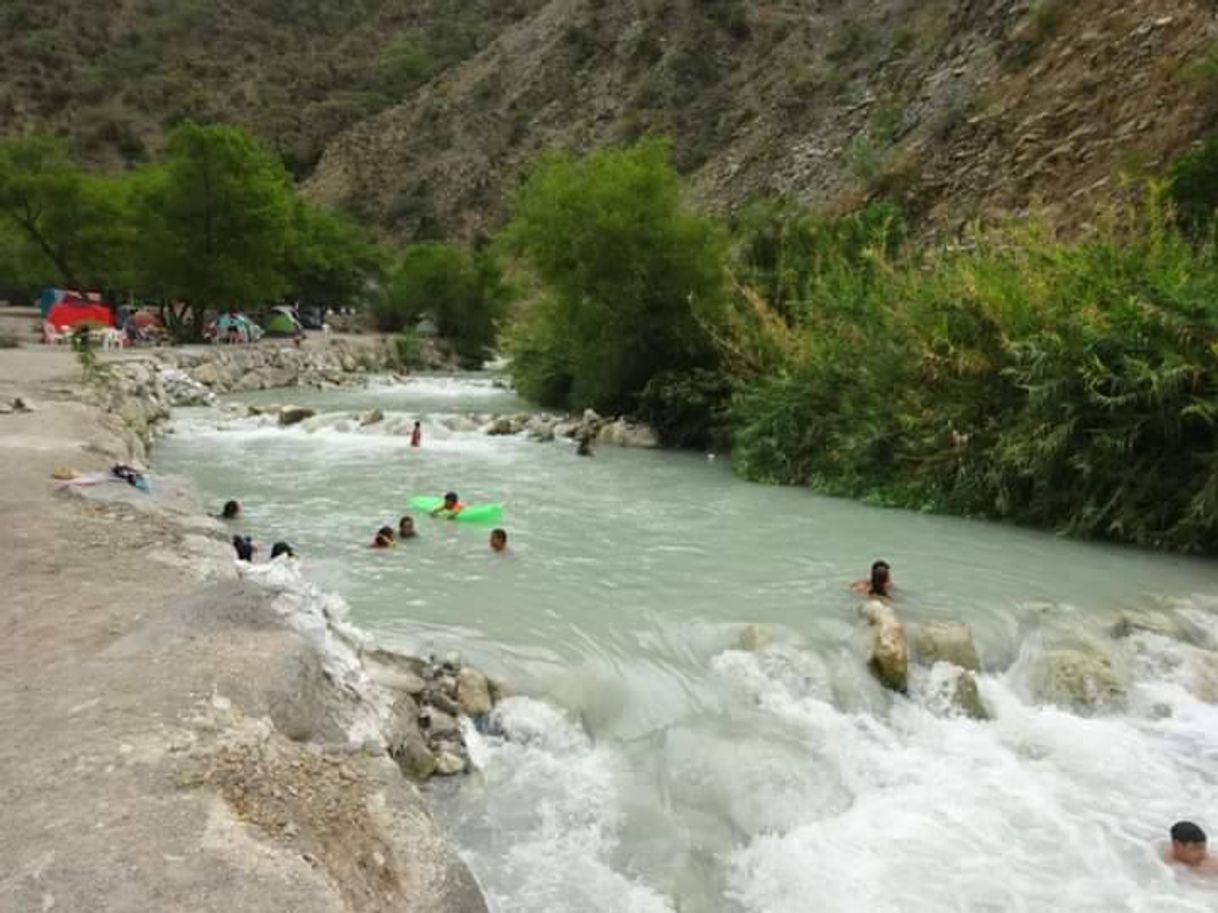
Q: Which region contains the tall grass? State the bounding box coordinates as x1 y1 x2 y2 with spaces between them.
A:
728 191 1218 551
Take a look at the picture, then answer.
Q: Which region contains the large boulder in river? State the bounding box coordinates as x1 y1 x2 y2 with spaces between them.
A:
914 621 981 672
1028 648 1125 712
278 405 316 426
861 600 908 694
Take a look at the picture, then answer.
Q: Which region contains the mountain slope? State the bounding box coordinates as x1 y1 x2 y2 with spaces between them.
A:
304 0 1217 237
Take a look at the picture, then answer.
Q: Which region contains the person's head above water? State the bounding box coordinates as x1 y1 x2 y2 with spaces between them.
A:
443 491 459 508
398 515 416 538
870 560 892 597
1170 821 1209 867
221 500 240 520
372 526 395 548
490 528 508 552
270 541 294 559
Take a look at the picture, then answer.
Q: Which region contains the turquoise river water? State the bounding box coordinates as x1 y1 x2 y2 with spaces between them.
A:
156 375 1218 913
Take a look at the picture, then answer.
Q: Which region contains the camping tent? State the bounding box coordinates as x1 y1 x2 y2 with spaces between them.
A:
206 312 262 343
46 300 115 329
265 305 304 337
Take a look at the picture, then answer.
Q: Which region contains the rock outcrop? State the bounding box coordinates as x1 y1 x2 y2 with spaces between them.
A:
861 600 909 694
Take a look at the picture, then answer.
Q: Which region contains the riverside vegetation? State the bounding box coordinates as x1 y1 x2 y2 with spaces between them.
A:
9 121 1218 552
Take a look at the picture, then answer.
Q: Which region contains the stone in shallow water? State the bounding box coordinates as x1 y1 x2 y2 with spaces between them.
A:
433 751 467 776
456 668 493 717
278 405 316 426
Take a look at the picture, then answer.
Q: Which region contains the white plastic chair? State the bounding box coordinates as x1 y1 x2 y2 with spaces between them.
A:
99 328 125 351
43 322 68 346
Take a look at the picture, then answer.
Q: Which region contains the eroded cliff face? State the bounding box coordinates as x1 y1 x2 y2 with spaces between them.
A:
305 0 1218 238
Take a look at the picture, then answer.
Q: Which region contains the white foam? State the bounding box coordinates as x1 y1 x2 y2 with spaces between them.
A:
717 644 1218 913
453 697 677 913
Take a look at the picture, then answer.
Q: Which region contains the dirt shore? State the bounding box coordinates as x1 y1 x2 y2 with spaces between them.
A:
0 347 486 913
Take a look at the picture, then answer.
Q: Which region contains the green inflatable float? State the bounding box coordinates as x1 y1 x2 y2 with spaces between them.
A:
409 495 504 524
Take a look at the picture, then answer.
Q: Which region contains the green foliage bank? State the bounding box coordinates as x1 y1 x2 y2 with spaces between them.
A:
501 137 1218 553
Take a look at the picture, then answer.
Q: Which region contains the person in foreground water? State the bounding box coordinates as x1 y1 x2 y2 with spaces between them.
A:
219 499 241 520
411 421 422 448
270 541 295 559
431 491 464 517
398 516 417 540
851 560 893 599
371 526 396 549
1165 821 1218 871
490 529 508 553
232 535 255 562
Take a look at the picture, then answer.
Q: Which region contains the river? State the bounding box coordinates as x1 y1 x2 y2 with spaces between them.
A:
156 375 1218 913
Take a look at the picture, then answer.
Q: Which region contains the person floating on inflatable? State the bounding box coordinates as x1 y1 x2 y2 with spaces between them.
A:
430 491 464 518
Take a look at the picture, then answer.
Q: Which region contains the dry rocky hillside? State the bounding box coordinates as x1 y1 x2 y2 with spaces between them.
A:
3 0 1216 236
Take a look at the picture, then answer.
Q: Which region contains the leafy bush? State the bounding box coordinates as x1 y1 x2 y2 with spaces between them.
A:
392 331 424 369
374 243 506 367
638 368 732 449
1169 135 1218 236
501 137 727 414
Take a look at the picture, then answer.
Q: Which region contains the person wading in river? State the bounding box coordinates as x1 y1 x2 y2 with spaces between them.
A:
852 560 893 599
1164 821 1218 872
410 421 422 448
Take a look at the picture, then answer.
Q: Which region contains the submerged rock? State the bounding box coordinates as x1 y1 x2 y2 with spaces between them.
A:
278 405 316 426
736 623 774 653
359 408 384 427
914 621 981 672
434 750 468 776
861 600 909 694
1028 648 1126 712
1111 608 1182 640
951 670 989 720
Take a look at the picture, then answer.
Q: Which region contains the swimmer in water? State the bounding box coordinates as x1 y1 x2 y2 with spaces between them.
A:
1164 821 1218 872
430 491 464 517
232 535 255 562
851 560 893 599
219 499 240 520
398 515 417 540
270 541 294 559
490 528 508 553
371 526 396 549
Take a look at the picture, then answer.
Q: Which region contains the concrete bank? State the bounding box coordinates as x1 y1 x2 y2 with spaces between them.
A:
0 346 488 913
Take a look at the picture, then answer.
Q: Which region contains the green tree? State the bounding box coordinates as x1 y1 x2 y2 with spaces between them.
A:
133 122 293 339
374 242 506 366
501 137 727 413
283 199 383 308
0 134 135 289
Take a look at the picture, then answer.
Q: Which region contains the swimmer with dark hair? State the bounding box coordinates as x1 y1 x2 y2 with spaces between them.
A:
1165 821 1218 872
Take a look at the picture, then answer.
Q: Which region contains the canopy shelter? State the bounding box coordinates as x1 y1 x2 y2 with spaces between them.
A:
46 300 115 329
265 305 304 337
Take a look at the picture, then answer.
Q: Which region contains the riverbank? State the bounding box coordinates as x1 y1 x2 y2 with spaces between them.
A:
0 346 488 913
